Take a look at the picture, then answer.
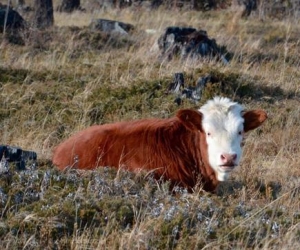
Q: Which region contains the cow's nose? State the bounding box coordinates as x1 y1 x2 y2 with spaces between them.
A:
220 153 237 165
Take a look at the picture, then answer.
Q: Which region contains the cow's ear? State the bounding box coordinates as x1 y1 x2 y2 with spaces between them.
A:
243 110 267 132
176 109 203 131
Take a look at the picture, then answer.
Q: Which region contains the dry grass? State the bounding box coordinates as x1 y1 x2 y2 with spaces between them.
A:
0 3 299 250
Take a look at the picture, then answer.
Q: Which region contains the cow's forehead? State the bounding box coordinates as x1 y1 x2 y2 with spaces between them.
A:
199 97 244 131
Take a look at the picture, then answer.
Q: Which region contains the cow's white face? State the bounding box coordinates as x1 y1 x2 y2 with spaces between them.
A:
200 97 245 181
177 96 267 183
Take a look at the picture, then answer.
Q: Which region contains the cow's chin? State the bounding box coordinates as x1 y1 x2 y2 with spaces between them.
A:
216 171 231 181
216 166 236 181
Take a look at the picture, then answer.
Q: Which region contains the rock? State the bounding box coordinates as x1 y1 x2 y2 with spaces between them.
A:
165 72 185 94
0 145 37 170
158 26 196 56
158 26 229 63
89 19 134 35
182 75 219 101
166 73 219 104
0 4 26 32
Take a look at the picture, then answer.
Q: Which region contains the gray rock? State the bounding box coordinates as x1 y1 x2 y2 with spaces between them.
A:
89 18 134 35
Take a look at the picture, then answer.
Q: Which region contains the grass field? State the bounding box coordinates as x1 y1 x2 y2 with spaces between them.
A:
0 2 299 249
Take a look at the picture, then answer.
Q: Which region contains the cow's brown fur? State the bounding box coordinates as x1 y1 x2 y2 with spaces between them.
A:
52 108 267 192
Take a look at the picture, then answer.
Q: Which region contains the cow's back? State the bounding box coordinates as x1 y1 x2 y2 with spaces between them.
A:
52 118 183 171
52 124 112 170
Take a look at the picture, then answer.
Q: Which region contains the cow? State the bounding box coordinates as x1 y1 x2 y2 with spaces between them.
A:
52 97 267 192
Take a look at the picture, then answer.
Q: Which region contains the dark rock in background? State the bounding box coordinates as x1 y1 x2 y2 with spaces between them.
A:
166 73 220 104
158 26 230 63
57 0 84 13
0 4 26 32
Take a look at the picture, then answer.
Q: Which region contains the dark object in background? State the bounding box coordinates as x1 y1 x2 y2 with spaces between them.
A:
236 0 257 17
33 0 54 29
166 73 219 104
150 0 215 10
158 26 229 64
0 145 37 170
0 4 26 32
57 0 83 13
181 75 219 101
150 0 163 9
165 72 185 94
158 26 196 58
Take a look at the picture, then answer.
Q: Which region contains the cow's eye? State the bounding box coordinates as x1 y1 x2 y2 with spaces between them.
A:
207 132 211 136
238 131 242 135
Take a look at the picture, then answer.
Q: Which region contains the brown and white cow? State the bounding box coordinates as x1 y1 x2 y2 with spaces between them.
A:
52 97 267 192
